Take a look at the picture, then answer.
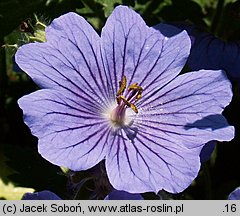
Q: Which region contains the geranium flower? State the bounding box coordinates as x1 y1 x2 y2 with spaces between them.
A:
174 24 240 79
16 6 234 194
22 190 61 200
199 141 216 163
104 189 143 200
13 55 23 73
228 187 240 200
22 189 143 200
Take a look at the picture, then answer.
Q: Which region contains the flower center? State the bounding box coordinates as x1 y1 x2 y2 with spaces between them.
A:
110 75 143 127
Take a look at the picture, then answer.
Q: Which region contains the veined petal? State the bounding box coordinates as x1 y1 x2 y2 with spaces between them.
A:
106 70 234 193
16 6 235 195
101 6 191 96
16 12 111 108
106 129 201 193
18 89 109 170
136 70 234 149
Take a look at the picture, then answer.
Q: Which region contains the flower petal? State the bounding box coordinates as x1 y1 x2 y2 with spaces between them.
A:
228 187 240 200
18 89 109 170
200 141 216 163
106 129 201 193
137 70 234 149
180 25 240 78
16 12 112 108
12 55 23 73
101 6 191 95
104 189 143 200
22 190 61 200
105 70 234 193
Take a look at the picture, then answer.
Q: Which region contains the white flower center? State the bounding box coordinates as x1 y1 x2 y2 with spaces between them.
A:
105 75 143 129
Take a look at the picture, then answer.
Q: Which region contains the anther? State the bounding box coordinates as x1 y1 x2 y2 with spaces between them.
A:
116 75 127 96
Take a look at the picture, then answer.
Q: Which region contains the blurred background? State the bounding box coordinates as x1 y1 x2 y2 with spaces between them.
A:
0 0 240 199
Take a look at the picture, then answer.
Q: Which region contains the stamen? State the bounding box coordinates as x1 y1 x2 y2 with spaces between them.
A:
116 75 127 96
109 76 143 127
116 77 143 113
130 103 138 113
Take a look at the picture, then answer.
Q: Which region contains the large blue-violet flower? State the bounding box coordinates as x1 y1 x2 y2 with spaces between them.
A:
228 187 240 200
175 24 240 79
22 190 143 200
105 189 143 200
16 6 234 194
22 190 62 200
199 141 216 163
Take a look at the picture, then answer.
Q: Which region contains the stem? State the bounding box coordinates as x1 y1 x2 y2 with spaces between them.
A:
211 0 225 34
0 37 7 115
203 163 213 199
0 37 7 144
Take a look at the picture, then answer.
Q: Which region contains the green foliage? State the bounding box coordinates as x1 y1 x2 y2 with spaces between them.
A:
160 0 206 26
1 0 240 200
217 0 240 40
3 144 67 199
0 145 33 200
0 0 47 38
77 0 106 31
95 0 123 17
0 179 34 200
0 0 84 38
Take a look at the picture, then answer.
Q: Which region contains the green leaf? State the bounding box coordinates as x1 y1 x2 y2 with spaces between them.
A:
3 144 67 199
77 0 106 31
95 0 122 17
0 0 47 37
217 1 240 40
134 0 168 26
0 179 34 200
160 0 206 26
0 0 84 38
0 146 15 185
0 145 34 200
